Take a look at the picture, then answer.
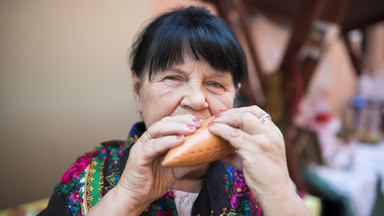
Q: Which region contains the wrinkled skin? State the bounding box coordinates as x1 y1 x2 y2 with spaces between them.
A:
88 58 310 215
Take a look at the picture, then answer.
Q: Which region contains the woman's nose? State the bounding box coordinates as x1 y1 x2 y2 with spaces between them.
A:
180 85 209 111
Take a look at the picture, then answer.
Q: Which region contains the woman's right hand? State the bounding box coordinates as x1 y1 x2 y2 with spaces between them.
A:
104 114 203 214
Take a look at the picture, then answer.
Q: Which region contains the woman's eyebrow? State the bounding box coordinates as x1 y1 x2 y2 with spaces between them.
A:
210 72 231 78
164 67 186 74
165 66 231 78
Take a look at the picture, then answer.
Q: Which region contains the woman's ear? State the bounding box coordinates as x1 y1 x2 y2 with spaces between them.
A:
132 71 142 113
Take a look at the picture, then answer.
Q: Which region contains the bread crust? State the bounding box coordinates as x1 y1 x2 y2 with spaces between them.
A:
162 116 234 167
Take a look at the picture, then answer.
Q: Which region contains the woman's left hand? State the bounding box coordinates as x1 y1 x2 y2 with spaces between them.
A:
208 106 294 203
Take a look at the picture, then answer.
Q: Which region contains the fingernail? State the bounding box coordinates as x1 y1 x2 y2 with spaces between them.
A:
192 117 203 125
176 134 184 139
208 122 214 127
219 109 227 113
214 114 220 119
187 124 195 130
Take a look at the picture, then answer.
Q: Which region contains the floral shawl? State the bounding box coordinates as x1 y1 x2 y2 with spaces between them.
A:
39 122 263 216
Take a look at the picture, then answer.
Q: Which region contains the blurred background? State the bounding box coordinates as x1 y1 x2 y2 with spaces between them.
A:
0 0 383 215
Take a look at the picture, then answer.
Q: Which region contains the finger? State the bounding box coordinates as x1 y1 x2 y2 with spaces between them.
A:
258 113 274 126
209 123 269 168
213 112 264 134
220 106 274 126
220 105 267 118
208 122 250 150
148 115 203 138
133 135 185 164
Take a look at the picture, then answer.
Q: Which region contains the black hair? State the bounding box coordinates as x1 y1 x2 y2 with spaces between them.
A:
129 6 247 86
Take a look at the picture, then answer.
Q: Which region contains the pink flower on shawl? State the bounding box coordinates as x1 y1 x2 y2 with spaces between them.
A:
61 150 98 184
230 174 248 208
162 191 174 199
70 191 80 202
118 149 124 157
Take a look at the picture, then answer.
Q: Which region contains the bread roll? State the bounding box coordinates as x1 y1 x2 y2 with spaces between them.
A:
162 116 234 167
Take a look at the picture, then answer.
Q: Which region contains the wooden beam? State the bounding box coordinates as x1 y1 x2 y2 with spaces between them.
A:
303 0 352 91
342 0 384 31
233 0 268 96
282 0 327 63
342 32 363 76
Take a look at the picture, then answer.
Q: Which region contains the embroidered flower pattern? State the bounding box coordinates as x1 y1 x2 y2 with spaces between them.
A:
70 191 80 203
45 123 263 216
53 141 126 215
61 153 94 184
224 165 261 215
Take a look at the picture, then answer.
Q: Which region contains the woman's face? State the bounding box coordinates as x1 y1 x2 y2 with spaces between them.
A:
133 57 237 128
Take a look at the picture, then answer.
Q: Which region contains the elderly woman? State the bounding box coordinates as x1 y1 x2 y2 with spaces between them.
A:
39 6 310 216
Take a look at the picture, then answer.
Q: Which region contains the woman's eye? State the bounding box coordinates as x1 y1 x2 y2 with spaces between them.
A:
208 81 224 88
164 76 182 81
